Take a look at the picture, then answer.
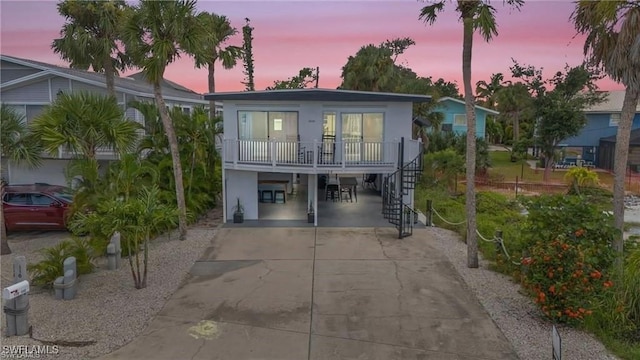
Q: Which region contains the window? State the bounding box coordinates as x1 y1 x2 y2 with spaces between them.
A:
610 113 621 127
323 112 336 137
3 193 29 205
454 114 467 126
237 111 298 141
31 194 55 206
6 105 26 124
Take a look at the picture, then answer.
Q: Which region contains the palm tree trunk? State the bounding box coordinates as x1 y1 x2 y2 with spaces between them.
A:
142 234 149 288
153 83 188 240
462 11 478 269
1 183 10 255
612 87 640 268
104 58 116 98
513 113 520 143
208 60 216 120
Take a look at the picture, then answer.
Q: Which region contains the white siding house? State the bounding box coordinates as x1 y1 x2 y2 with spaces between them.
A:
205 89 431 226
0 54 219 186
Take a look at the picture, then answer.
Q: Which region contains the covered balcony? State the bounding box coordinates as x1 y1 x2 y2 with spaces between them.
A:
222 138 410 172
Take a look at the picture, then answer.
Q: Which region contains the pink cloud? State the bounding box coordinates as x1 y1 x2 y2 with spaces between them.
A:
0 0 625 94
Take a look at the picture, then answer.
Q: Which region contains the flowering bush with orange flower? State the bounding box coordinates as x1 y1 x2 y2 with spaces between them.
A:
522 232 615 324
519 195 617 324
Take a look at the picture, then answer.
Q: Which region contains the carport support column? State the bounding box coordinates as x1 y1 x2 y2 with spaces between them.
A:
308 174 318 227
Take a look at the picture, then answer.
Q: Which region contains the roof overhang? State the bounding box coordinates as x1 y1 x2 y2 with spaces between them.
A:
204 88 432 103
1 55 207 104
437 96 499 115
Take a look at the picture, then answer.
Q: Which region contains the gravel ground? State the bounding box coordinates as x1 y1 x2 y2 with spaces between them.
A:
430 227 618 360
0 208 222 360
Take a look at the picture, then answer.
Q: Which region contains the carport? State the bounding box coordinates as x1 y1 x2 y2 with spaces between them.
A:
230 181 392 228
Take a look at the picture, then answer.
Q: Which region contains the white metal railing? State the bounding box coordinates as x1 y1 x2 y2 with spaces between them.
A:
223 139 400 168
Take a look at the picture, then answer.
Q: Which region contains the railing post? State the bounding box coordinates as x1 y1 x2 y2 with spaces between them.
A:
426 199 433 226
342 142 346 169
398 137 405 239
271 140 276 167
233 140 238 166
313 140 318 169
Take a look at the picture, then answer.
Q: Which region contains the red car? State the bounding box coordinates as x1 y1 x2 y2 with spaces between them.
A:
2 184 74 231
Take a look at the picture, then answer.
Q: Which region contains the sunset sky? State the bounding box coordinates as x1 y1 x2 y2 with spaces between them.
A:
0 0 623 94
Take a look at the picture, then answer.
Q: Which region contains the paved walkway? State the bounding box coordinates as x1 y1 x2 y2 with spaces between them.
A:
102 228 517 360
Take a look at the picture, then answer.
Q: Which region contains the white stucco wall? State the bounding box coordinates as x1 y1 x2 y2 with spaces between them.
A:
222 101 414 144
3 159 112 188
5 159 70 186
225 169 258 220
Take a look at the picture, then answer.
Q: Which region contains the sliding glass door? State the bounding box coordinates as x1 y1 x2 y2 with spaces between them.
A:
341 113 383 162
238 111 298 162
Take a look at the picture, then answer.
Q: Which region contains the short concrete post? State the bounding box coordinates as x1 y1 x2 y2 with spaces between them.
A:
63 257 77 300
63 269 76 300
54 277 64 300
3 256 30 336
110 232 122 269
107 244 117 270
426 199 433 226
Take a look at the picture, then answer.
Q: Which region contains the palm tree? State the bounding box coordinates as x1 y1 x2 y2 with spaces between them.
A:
120 0 208 240
30 92 139 160
495 82 534 143
475 72 505 108
194 12 243 120
0 105 42 255
420 0 524 268
573 1 640 261
52 0 130 97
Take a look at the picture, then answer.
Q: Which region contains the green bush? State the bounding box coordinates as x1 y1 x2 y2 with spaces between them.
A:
28 237 96 287
519 195 617 324
522 234 615 324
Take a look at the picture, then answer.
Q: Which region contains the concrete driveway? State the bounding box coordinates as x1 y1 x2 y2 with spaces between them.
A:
102 227 517 360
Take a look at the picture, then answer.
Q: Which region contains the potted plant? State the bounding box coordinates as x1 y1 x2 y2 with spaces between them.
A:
307 201 314 223
233 198 244 223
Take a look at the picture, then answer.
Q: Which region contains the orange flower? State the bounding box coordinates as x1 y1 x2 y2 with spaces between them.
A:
549 285 556 295
561 243 570 250
575 229 585 237
590 270 602 279
603 280 613 288
548 271 554 279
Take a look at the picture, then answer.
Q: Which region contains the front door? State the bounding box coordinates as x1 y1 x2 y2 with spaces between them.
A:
341 113 384 163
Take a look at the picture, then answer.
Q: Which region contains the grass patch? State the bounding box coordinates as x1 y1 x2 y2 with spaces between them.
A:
487 151 615 186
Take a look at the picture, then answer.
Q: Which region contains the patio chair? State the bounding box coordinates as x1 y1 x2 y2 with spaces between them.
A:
363 174 377 189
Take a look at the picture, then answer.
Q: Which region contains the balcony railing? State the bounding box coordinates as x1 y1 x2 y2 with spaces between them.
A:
223 139 400 169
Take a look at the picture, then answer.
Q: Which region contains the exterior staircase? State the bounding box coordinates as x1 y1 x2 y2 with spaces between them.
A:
382 137 423 239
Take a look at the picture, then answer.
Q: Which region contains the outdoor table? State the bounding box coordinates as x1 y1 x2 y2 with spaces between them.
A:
339 177 358 202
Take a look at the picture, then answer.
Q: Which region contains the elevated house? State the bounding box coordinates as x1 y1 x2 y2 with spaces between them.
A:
560 90 640 169
432 97 498 139
0 54 216 186
206 88 431 237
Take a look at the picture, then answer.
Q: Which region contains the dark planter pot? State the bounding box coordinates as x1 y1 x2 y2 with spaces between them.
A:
233 212 244 223
307 213 314 223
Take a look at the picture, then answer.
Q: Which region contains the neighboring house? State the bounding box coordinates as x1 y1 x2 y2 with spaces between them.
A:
205 88 430 229
560 90 640 169
0 54 215 186
598 129 640 171
431 97 498 139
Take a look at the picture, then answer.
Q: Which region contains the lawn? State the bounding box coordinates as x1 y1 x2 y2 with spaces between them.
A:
486 151 616 188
